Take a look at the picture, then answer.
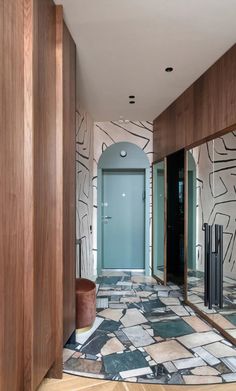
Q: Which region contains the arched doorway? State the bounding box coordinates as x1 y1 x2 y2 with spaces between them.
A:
97 142 150 274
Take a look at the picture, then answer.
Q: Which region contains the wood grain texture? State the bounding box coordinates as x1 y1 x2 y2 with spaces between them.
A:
39 374 236 391
153 44 236 159
23 0 34 389
0 1 25 390
62 20 76 345
33 0 58 387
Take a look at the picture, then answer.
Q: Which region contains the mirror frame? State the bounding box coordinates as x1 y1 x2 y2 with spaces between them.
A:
152 157 167 284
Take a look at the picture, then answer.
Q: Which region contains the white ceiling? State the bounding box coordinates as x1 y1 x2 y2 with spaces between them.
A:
55 0 236 121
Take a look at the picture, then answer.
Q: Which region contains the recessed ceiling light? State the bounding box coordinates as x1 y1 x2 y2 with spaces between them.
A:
165 67 174 72
129 101 135 104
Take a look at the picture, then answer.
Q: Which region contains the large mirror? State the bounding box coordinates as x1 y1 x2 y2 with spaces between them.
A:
186 130 236 342
153 159 166 283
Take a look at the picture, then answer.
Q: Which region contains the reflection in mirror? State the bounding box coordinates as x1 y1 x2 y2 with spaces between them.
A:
187 131 236 342
153 160 165 282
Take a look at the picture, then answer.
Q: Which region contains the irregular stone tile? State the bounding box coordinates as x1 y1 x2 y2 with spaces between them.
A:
147 329 154 337
196 303 217 314
168 373 184 384
123 325 154 347
207 314 235 329
163 361 177 373
222 373 236 382
145 340 193 364
157 291 169 297
193 347 220 366
109 303 127 309
131 276 157 284
98 308 124 322
120 296 141 303
227 329 236 338
114 330 132 346
152 319 194 338
183 375 222 384
97 319 120 333
116 281 132 287
96 298 109 309
204 341 236 358
153 285 171 292
187 294 204 304
98 290 132 297
101 337 125 356
160 297 180 306
168 305 189 317
103 350 149 374
177 331 223 349
182 316 211 332
225 313 236 326
76 317 104 345
136 291 153 298
222 357 236 372
173 357 206 370
120 309 147 327
64 358 102 374
72 352 82 358
191 366 220 376
120 367 152 379
80 332 110 355
63 348 75 363
147 315 179 323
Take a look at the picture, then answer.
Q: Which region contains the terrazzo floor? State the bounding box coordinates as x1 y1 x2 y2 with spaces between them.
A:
188 272 236 339
63 272 236 385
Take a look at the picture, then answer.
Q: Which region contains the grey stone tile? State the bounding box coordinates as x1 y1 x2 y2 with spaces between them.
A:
192 347 220 366
123 325 154 347
222 357 236 372
222 373 236 382
173 357 206 370
177 331 223 349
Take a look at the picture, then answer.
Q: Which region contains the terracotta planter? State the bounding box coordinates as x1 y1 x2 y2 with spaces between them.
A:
76 278 96 330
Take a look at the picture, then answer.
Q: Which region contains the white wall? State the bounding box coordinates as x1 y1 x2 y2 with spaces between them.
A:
76 105 94 278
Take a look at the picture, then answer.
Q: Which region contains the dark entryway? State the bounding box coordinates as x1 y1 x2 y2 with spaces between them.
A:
167 149 185 285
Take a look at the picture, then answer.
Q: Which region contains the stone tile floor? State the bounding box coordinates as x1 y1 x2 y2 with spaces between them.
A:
63 272 236 385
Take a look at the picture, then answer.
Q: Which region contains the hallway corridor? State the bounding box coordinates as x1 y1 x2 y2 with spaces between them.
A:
63 273 236 385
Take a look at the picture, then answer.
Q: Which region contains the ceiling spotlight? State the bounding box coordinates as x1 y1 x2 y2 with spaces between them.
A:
129 101 135 104
165 67 173 72
129 95 135 99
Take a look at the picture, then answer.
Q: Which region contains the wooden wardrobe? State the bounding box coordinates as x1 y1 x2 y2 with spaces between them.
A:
0 1 76 390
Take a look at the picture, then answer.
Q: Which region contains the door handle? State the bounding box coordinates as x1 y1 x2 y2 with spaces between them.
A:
104 216 112 219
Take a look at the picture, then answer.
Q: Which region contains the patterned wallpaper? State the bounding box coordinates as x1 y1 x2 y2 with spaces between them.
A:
190 130 236 278
76 106 94 278
93 121 155 274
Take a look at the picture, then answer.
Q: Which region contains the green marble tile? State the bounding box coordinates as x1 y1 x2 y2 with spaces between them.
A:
152 319 194 338
103 350 148 374
225 314 236 326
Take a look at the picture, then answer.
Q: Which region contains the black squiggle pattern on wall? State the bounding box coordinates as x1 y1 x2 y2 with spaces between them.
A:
93 121 156 273
76 107 94 278
191 131 236 278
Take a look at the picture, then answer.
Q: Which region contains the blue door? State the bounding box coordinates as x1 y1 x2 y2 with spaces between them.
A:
102 170 145 269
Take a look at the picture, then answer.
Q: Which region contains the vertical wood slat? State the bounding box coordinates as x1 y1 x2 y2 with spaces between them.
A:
24 0 34 389
0 1 25 390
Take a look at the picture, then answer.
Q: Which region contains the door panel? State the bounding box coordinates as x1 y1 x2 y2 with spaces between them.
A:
102 170 145 269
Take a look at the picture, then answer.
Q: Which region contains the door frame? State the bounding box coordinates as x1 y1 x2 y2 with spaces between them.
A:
97 167 150 275
152 157 167 284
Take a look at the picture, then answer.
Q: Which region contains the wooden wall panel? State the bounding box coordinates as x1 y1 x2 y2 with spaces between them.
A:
0 1 25 390
153 44 236 159
33 0 59 388
63 22 76 344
